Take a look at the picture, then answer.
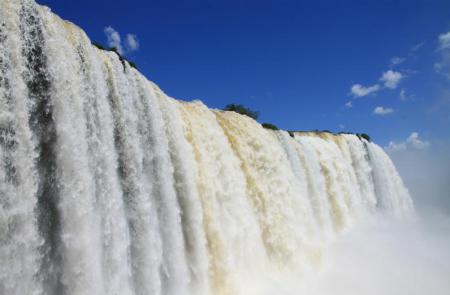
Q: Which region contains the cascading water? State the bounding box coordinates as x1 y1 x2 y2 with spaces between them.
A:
0 0 414 294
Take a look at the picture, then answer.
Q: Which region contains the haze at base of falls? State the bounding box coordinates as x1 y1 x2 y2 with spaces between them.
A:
308 214 450 295
0 0 414 294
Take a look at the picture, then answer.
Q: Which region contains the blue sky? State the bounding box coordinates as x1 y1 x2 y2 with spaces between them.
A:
38 0 450 147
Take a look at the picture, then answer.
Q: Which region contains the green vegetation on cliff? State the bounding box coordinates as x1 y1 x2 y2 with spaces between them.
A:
262 123 279 130
92 42 138 70
223 104 259 120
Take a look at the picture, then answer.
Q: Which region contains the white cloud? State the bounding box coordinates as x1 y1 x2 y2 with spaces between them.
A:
104 27 140 55
410 42 425 52
373 106 394 116
350 84 380 97
385 132 430 152
390 56 405 66
339 124 345 129
380 70 403 89
406 132 430 150
435 31 450 79
104 26 124 54
438 31 450 51
434 55 450 78
126 34 139 52
435 61 444 71
345 101 353 108
400 89 407 101
386 141 407 152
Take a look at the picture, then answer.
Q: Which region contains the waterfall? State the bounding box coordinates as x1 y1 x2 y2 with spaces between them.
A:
0 0 414 294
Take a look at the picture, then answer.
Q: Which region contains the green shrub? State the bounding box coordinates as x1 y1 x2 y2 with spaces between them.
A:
223 104 259 120
109 46 119 54
262 123 279 130
358 133 371 142
127 61 138 69
100 47 138 70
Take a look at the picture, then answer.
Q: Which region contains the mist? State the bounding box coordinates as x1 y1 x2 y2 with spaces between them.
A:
390 140 450 215
307 142 450 295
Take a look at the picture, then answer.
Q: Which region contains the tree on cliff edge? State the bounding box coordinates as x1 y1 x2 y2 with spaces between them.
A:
223 104 259 120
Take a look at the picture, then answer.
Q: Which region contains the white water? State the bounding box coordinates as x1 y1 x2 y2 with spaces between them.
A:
0 1 414 294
